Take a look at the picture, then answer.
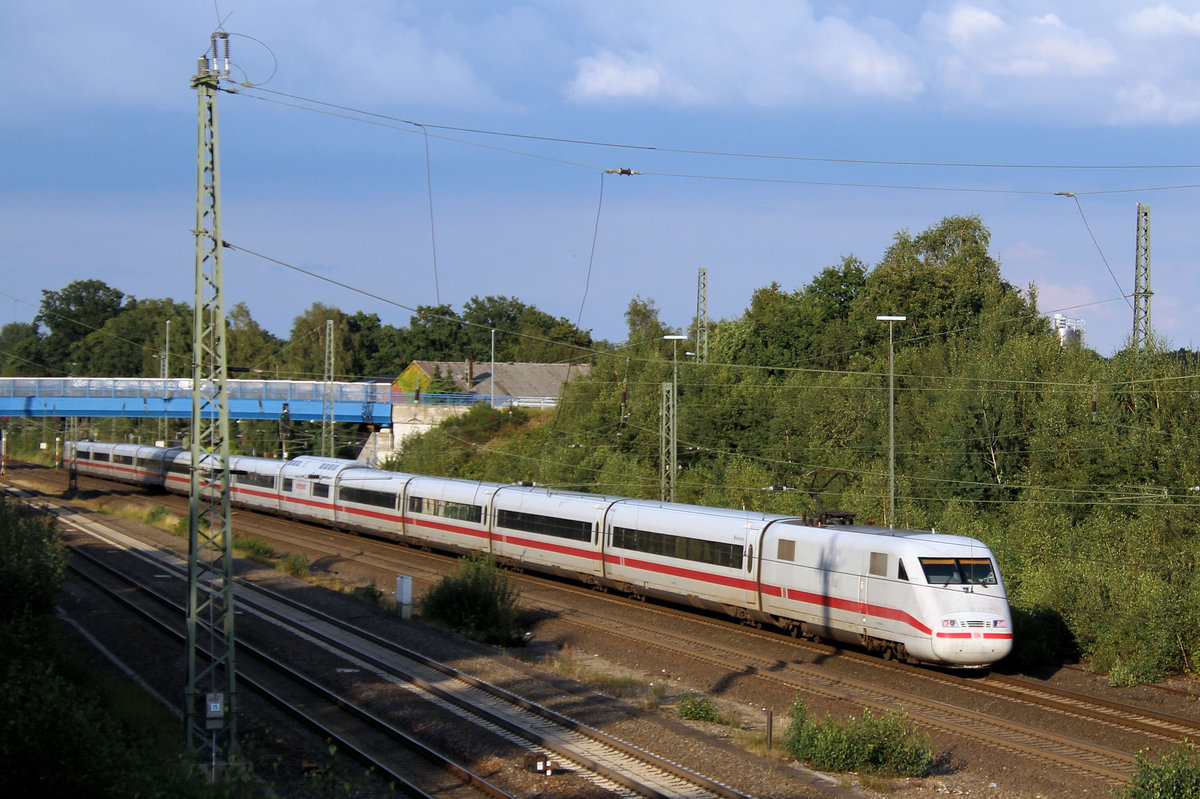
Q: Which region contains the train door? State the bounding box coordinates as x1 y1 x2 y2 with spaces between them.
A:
860 550 889 632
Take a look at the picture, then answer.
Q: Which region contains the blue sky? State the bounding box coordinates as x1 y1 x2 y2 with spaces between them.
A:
4 1 1200 358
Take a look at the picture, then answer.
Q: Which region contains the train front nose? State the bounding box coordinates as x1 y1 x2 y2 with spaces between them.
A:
932 614 1013 667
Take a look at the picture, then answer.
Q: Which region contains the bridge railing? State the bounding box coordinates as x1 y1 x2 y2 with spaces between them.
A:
0 377 394 402
388 392 557 408
0 378 559 412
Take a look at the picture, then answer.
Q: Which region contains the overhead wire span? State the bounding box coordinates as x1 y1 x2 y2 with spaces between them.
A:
232 86 1200 196
230 87 1200 172
1056 192 1133 311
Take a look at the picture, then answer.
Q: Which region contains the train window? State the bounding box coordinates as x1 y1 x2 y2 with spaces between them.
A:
235 472 276 490
312 483 329 498
869 552 887 577
777 539 795 562
339 486 396 509
496 509 590 542
167 461 189 475
407 495 483 524
282 478 293 492
898 560 909 581
113 454 133 465
919 557 997 586
93 452 110 462
612 526 743 569
958 558 997 585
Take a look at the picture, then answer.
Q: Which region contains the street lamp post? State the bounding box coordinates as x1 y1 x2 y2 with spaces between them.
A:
662 335 688 502
876 315 906 528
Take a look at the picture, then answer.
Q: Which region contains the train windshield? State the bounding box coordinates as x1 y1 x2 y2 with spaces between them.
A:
919 557 997 586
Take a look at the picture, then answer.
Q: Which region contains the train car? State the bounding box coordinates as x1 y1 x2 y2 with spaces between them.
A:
67 440 1013 667
601 499 775 611
401 474 494 555
277 455 371 524
488 485 615 582
71 441 181 489
332 470 411 538
758 522 1011 666
227 455 287 515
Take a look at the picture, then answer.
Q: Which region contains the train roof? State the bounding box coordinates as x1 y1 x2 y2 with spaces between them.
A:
776 519 986 548
279 455 374 479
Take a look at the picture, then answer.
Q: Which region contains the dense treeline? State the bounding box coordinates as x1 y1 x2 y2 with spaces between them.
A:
0 285 596 456
0 284 596 382
6 214 1200 682
390 216 1200 684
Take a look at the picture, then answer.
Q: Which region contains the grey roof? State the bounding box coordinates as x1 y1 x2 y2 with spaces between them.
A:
413 360 590 398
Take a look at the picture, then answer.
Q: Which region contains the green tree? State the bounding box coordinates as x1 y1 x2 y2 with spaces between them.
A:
0 322 44 376
35 279 132 375
850 215 1043 355
70 298 190 377
227 301 282 376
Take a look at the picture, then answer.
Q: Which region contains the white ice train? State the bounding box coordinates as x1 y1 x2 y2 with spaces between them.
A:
67 440 1013 667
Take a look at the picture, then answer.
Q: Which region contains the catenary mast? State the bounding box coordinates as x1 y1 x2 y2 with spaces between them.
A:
186 32 239 774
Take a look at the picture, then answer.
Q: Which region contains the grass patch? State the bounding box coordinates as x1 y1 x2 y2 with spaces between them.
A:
233 535 278 563
676 693 738 726
547 653 647 697
353 580 385 606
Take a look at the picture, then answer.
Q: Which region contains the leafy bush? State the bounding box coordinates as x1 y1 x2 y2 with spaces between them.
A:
0 497 242 797
144 504 170 525
783 699 933 777
421 555 523 646
0 498 66 619
280 552 310 577
676 694 726 724
1118 742 1200 799
1007 604 1080 670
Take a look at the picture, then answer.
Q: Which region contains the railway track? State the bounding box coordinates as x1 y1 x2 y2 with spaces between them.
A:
14 462 1198 795
8 479 767 799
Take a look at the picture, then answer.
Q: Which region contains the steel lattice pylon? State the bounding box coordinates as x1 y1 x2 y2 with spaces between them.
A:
186 34 238 772
322 318 335 457
694 267 708 362
1132 203 1152 352
659 381 677 502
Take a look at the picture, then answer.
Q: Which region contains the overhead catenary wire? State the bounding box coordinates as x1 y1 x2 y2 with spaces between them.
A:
232 86 1200 198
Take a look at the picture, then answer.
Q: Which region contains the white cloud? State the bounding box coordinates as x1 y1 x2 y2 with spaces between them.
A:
1124 4 1200 36
568 51 670 100
811 17 923 98
565 1 920 106
945 6 1005 41
1111 80 1200 123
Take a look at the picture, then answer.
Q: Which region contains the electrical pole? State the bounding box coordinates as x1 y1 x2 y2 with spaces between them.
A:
1132 203 1152 352
694 267 709 362
186 32 239 774
876 315 905 528
322 318 334 457
661 335 686 502
159 319 170 445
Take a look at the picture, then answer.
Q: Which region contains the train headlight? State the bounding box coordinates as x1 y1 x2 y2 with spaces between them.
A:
941 619 958 628
993 619 1007 629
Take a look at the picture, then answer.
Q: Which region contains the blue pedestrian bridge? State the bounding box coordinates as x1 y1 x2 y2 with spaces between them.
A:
0 377 394 424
